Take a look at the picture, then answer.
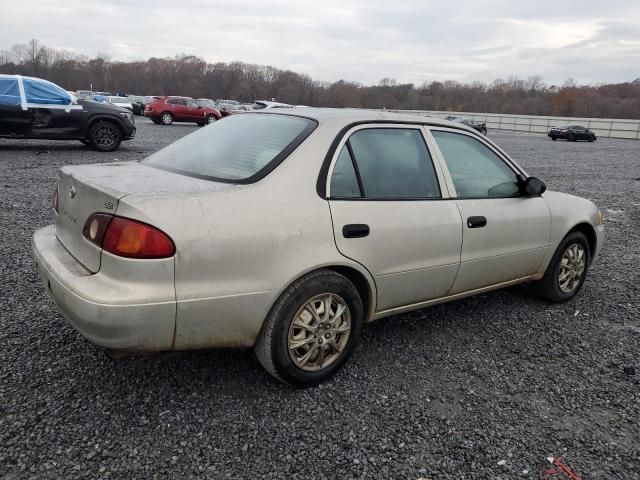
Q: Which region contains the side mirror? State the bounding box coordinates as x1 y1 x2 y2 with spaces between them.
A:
522 176 547 196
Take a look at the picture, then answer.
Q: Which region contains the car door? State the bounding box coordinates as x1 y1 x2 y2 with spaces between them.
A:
0 76 30 135
327 125 463 313
428 128 551 294
166 98 186 120
29 107 85 138
185 99 204 121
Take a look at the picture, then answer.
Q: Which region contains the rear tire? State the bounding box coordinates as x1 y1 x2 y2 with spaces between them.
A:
568 133 576 142
88 120 122 152
160 112 173 125
255 270 363 387
533 232 590 302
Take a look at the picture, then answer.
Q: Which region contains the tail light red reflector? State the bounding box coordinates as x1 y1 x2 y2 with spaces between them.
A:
83 214 175 259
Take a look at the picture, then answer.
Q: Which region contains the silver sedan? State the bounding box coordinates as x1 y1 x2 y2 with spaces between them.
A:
32 109 605 386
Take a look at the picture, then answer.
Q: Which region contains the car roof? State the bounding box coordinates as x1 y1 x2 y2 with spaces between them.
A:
257 107 477 131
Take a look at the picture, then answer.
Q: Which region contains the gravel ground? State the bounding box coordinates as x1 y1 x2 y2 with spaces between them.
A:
1 119 639 479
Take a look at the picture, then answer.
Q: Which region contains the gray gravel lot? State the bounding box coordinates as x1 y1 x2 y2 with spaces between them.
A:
1 118 639 479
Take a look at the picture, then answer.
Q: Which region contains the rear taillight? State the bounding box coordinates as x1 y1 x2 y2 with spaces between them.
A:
53 188 59 213
83 214 175 259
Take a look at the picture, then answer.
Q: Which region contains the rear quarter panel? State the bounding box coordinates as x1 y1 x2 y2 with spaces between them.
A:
116 122 376 349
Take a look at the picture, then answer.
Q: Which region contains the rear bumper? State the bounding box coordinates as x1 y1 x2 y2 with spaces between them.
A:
31 225 175 351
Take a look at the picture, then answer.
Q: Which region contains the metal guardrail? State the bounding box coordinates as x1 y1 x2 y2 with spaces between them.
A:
390 110 640 140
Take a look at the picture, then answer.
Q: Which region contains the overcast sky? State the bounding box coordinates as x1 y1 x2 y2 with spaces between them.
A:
1 0 639 85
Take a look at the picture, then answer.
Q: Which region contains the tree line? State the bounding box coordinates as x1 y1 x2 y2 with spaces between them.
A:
1 39 639 119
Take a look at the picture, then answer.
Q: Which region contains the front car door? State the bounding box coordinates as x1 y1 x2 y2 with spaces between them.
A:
327 125 463 313
0 76 30 136
427 128 551 294
185 99 205 121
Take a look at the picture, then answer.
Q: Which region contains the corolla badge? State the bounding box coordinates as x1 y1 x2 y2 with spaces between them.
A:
69 185 76 199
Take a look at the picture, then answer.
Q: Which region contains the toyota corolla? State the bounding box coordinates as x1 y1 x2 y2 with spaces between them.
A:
32 109 605 386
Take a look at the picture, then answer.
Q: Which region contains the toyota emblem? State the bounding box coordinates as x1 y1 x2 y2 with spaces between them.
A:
69 185 76 199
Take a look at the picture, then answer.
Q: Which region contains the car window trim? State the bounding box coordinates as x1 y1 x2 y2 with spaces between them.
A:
425 127 527 200
325 123 446 201
344 140 365 197
145 113 318 185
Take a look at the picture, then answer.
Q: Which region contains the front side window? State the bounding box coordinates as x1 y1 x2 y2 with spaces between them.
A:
431 130 520 198
144 113 316 182
187 99 199 108
343 128 440 199
23 78 71 105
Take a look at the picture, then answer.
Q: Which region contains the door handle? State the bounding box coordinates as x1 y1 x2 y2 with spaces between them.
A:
343 224 370 238
467 216 487 228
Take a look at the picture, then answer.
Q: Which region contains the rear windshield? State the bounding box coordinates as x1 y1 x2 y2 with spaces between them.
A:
143 113 316 183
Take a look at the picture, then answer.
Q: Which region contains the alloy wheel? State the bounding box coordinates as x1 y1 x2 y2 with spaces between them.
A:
557 243 586 293
288 293 351 372
93 124 118 149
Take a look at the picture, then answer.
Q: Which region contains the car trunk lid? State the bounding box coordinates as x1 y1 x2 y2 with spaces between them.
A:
55 161 235 273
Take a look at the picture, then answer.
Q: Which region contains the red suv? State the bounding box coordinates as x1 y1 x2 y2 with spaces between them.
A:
144 96 221 126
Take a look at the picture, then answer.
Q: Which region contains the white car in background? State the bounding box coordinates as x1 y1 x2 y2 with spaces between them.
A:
252 100 293 110
32 109 604 386
107 96 134 112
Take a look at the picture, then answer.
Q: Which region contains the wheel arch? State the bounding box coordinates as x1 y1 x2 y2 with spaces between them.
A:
324 265 376 322
567 222 597 264
267 263 377 325
87 115 125 137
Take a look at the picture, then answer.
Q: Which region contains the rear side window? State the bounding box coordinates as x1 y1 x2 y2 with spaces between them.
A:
334 128 440 199
144 113 316 183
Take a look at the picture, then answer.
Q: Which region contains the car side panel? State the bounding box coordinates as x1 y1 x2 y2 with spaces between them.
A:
450 197 551 293
115 128 375 349
29 107 86 138
535 191 603 276
0 104 31 135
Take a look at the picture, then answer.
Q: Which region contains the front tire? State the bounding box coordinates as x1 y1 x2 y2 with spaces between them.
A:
88 121 122 152
534 232 590 302
255 270 363 387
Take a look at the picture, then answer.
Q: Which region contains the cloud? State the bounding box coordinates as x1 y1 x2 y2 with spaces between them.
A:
1 0 639 85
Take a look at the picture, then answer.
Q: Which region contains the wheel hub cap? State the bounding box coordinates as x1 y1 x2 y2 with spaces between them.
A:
558 243 586 293
288 294 351 372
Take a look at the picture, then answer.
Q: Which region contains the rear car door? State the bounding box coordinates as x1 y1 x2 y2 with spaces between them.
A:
172 98 190 120
428 128 551 294
327 125 463 313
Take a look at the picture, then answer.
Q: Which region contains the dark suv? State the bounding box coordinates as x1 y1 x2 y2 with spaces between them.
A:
144 97 221 125
548 125 596 142
0 75 136 152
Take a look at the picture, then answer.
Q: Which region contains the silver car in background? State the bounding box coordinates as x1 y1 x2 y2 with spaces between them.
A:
32 109 604 386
